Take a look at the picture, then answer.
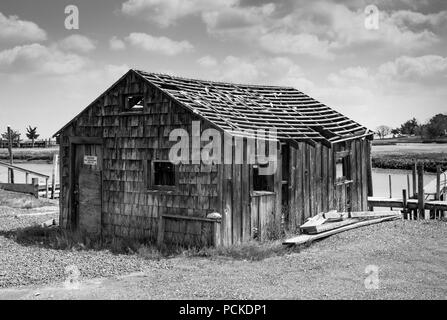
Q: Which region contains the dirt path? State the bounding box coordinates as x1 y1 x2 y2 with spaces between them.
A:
1 220 446 300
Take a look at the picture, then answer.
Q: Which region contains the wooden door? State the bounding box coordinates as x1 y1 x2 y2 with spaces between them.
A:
72 144 102 234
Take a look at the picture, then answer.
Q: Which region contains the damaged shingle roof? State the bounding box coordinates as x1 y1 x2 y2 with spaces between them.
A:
135 70 372 144
54 69 372 144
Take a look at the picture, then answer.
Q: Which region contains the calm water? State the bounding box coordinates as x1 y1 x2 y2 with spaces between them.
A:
372 167 436 198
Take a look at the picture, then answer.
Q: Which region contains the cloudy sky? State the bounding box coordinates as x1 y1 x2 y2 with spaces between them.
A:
0 0 446 138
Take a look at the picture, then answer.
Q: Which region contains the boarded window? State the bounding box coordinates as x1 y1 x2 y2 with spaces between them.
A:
253 164 274 192
147 160 176 189
124 95 144 111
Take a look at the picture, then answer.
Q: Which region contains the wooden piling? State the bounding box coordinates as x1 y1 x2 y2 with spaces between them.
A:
406 175 410 199
45 177 49 199
51 154 58 199
417 164 425 219
435 165 441 219
402 189 408 219
32 178 39 198
412 163 417 198
7 126 14 184
389 175 392 210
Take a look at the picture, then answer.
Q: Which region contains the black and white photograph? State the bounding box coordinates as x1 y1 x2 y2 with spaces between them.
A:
0 0 446 305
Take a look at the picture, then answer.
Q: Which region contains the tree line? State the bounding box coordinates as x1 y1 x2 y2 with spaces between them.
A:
376 113 447 140
0 126 40 147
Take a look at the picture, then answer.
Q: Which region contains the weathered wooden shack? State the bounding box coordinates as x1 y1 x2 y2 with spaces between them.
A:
54 69 374 247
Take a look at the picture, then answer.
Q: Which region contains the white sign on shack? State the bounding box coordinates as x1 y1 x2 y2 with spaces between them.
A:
83 155 97 166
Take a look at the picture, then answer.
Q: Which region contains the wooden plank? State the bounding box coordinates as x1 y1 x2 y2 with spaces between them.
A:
283 215 399 245
303 218 360 234
289 146 297 230
350 140 358 211
232 163 242 244
241 158 250 242
349 211 400 218
250 196 259 239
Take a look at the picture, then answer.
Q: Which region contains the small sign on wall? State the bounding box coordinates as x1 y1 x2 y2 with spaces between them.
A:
83 155 97 166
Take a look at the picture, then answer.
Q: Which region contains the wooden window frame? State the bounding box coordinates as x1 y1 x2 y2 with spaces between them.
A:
144 160 178 191
122 94 145 113
252 163 275 192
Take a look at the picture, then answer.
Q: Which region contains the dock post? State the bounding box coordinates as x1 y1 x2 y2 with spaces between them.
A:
412 163 417 198
45 177 49 199
417 164 426 219
402 189 408 220
7 126 14 184
32 178 39 198
51 154 58 199
435 165 441 219
389 175 392 210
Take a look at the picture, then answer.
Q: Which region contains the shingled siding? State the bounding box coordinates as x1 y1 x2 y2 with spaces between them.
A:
59 72 221 242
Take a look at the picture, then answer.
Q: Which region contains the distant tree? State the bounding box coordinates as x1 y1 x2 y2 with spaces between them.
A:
376 125 392 139
400 118 419 135
1 128 21 147
422 114 447 139
391 128 401 137
26 126 40 147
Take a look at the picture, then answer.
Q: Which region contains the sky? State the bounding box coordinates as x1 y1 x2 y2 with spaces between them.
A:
0 0 446 138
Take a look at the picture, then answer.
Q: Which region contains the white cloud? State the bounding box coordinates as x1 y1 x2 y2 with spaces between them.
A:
0 43 87 75
109 36 126 50
125 32 194 55
259 32 334 60
121 0 236 27
58 34 96 53
378 55 447 81
197 55 217 67
0 12 47 43
197 55 307 85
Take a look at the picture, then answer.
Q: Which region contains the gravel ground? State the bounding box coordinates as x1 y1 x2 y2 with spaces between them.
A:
0 199 169 289
1 216 446 299
0 188 446 298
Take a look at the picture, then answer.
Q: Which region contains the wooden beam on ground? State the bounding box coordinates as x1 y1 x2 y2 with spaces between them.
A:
349 211 400 218
283 216 399 246
302 218 360 234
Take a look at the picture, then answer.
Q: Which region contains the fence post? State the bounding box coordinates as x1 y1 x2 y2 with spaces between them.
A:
417 164 425 219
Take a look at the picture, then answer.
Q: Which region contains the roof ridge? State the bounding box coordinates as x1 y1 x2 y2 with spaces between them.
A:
133 69 296 90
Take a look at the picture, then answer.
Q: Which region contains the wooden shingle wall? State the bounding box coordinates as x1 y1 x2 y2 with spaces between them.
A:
59 72 221 242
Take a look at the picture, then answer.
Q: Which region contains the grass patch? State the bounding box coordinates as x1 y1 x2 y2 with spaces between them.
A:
0 189 56 209
5 224 303 262
372 154 447 172
0 147 58 161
